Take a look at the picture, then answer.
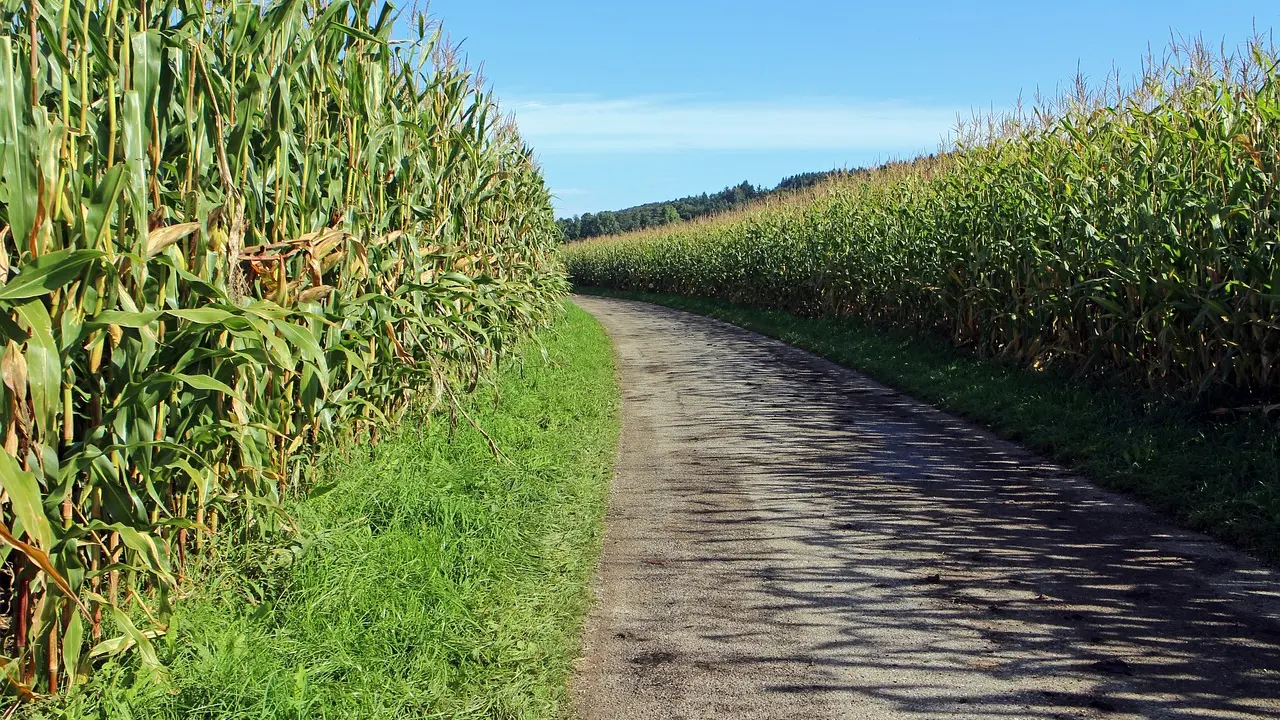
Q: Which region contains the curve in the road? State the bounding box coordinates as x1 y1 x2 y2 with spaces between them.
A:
570 295 1280 720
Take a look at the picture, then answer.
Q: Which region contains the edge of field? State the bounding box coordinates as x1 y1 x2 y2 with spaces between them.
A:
32 301 621 719
574 287 1280 565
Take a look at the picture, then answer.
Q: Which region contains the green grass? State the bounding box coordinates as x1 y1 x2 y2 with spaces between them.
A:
33 303 619 719
577 287 1280 564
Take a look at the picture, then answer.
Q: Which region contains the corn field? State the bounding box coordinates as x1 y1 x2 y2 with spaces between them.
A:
565 41 1280 398
0 0 565 698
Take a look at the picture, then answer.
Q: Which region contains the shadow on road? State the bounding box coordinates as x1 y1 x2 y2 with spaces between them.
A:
573 297 1280 720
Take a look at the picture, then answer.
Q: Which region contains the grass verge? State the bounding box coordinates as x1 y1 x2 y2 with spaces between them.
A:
34 302 619 719
577 287 1280 564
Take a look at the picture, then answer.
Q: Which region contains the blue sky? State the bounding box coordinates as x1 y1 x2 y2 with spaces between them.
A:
420 1 1279 218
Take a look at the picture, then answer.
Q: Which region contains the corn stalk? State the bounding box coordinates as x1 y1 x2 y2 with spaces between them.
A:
565 39 1280 399
0 0 565 698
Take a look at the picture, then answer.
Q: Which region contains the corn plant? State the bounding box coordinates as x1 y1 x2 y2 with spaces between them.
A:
0 0 565 699
565 40 1280 398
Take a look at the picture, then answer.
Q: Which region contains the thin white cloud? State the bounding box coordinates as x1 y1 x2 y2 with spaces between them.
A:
507 96 961 154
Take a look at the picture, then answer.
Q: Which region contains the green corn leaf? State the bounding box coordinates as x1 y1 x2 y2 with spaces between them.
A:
123 91 149 252
87 310 165 328
273 317 329 377
14 300 59 442
0 250 104 302
105 606 166 678
166 372 243 399
102 523 174 586
0 450 52 551
85 165 128 248
63 610 85 687
0 37 37 251
167 308 236 324
131 31 163 135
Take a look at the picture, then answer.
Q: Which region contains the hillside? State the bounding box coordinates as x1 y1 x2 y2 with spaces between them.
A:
557 170 850 241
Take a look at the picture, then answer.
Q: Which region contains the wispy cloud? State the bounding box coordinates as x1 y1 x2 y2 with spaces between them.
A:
507 96 961 154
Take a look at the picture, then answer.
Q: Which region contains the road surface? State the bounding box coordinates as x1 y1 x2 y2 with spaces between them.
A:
570 295 1280 720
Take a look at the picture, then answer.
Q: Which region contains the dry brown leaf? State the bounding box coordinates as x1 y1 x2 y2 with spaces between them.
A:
145 222 200 259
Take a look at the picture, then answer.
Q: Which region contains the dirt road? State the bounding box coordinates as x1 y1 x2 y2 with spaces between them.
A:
569 295 1280 720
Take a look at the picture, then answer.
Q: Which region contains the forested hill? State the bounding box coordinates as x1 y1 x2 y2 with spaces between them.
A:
558 169 849 241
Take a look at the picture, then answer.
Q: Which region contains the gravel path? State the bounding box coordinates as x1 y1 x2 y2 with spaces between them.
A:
569 295 1280 720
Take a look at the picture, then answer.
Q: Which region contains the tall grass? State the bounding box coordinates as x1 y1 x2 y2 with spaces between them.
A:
565 40 1280 400
0 0 564 698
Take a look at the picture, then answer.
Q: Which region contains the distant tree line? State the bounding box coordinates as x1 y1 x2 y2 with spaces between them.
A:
558 169 854 241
